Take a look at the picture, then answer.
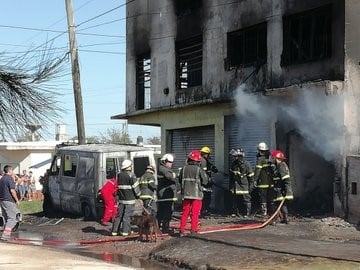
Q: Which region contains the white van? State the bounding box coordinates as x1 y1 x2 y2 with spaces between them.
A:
42 144 156 219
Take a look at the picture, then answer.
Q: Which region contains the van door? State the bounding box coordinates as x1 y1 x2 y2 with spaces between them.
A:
48 155 61 208
131 151 155 178
60 154 79 213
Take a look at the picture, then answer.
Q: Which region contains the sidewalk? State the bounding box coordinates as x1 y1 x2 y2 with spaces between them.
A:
0 242 134 270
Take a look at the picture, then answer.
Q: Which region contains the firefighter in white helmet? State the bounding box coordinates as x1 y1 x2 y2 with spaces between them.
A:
229 148 254 217
254 142 274 217
111 159 140 236
156 153 177 233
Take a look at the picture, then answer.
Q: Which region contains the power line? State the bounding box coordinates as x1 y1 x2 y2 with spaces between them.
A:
77 0 136 28
78 49 125 55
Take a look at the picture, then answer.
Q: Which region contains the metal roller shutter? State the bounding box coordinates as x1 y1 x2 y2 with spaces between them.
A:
225 115 272 167
170 125 215 172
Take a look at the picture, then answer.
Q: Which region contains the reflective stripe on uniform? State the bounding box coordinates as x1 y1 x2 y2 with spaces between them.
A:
140 195 154 200
256 164 270 169
257 184 273 188
274 195 294 201
248 172 254 177
119 184 132 189
231 190 249 195
157 198 178 202
282 174 290 179
118 199 136 204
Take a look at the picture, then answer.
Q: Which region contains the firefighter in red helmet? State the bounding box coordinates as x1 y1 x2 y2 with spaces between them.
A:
178 150 209 236
271 150 294 224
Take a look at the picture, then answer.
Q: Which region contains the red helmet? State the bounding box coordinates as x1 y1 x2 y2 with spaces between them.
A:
271 150 286 160
188 150 202 162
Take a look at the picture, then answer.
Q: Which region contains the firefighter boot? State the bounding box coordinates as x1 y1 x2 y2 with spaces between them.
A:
280 205 289 224
162 221 171 234
244 203 251 218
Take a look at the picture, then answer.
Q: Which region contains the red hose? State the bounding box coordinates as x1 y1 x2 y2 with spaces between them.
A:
9 200 285 246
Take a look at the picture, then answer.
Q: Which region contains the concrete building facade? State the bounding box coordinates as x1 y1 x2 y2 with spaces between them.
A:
113 0 360 222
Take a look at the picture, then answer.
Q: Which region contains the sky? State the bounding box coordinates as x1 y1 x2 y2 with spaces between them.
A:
0 0 160 142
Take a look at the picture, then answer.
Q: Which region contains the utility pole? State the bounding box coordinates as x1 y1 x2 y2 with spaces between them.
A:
65 0 86 144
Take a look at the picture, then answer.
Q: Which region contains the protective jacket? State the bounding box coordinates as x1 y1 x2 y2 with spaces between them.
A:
139 171 157 200
254 154 273 189
179 161 209 200
273 161 294 201
117 170 140 204
200 157 217 191
157 164 177 202
230 158 254 194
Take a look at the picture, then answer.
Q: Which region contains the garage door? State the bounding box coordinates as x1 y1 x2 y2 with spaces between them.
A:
170 125 215 171
225 115 273 167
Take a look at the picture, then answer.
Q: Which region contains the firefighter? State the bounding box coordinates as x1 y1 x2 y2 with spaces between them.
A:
229 148 254 217
156 153 177 233
179 150 209 236
200 146 218 217
254 142 274 217
139 165 157 215
99 171 118 226
271 150 294 224
111 159 140 236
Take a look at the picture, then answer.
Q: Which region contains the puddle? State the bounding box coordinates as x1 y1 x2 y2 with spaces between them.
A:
73 250 174 270
10 230 174 269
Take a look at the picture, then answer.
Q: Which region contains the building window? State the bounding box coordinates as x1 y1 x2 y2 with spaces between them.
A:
175 0 202 17
176 35 203 89
351 182 357 195
136 54 151 110
282 5 332 66
227 22 267 69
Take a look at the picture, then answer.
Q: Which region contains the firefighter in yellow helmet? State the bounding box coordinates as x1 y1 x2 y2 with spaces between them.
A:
200 146 218 217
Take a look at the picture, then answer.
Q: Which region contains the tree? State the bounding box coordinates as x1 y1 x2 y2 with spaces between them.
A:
0 46 67 141
147 136 161 145
99 127 132 144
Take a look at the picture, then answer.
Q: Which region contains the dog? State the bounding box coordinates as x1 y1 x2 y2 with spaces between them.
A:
131 211 161 242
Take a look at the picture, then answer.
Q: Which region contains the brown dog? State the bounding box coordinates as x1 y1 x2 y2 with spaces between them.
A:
131 212 161 242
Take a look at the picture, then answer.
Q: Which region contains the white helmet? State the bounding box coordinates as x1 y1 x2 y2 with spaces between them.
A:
257 142 269 151
160 153 174 163
121 159 132 170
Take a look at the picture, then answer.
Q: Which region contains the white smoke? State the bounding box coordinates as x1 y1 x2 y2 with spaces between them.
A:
234 84 345 161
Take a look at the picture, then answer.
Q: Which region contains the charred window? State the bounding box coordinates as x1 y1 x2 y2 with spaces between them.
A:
175 0 202 17
282 5 332 66
176 35 203 89
351 182 357 195
227 22 267 68
136 54 151 110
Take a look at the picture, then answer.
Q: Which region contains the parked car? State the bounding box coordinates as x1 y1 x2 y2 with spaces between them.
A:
42 144 156 220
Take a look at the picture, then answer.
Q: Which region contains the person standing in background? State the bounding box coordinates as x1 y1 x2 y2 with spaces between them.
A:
0 165 20 240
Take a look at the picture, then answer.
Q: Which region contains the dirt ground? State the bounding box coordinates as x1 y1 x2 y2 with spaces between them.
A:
16 210 360 269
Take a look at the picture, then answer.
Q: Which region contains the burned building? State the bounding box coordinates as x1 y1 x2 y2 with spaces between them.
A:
112 0 360 223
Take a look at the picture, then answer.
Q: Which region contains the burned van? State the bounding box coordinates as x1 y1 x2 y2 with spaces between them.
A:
42 144 156 219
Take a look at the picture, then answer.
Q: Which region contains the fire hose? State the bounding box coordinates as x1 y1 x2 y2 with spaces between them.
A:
7 198 285 246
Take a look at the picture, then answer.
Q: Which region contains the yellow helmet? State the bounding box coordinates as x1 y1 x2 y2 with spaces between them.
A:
200 146 211 154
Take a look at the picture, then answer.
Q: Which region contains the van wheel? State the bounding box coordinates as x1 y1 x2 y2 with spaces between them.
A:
82 203 93 221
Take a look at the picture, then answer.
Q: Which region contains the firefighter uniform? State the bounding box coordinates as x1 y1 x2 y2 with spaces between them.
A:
111 160 140 236
157 161 177 233
254 152 274 216
139 166 157 215
229 151 254 217
272 150 293 224
179 150 209 235
200 154 217 216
